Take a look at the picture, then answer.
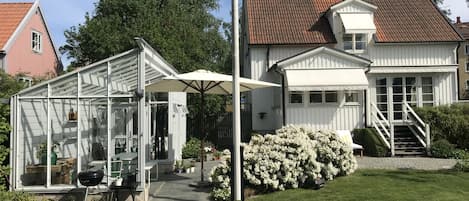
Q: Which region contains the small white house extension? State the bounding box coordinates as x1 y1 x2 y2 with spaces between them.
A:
10 38 187 192
243 0 463 156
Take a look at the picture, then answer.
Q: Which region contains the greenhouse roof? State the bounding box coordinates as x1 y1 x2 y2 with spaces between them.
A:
16 38 178 98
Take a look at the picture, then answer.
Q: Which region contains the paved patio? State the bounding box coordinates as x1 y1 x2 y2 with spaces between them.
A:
149 160 219 201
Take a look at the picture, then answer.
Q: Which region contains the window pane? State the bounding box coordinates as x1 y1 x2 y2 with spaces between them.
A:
376 87 387 94
309 91 322 103
393 95 403 102
343 34 353 50
406 94 417 102
392 77 402 85
377 104 388 111
393 86 403 94
405 77 416 85
406 86 417 93
325 91 338 103
422 86 433 93
376 78 387 86
422 94 433 101
289 91 303 104
345 92 359 103
377 95 387 102
466 63 469 72
355 34 367 50
422 77 433 85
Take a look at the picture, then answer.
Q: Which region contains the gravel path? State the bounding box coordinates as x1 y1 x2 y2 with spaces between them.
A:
357 157 457 170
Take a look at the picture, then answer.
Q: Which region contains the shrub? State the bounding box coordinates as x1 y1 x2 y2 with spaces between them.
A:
182 138 201 159
209 125 357 200
0 191 34 201
431 139 456 158
352 128 388 157
414 104 469 149
455 159 469 172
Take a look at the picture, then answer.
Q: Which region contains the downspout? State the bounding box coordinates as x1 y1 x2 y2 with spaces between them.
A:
281 73 286 126
455 42 461 101
0 50 5 72
364 63 372 127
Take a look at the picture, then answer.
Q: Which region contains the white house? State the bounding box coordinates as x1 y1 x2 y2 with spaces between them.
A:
243 0 463 156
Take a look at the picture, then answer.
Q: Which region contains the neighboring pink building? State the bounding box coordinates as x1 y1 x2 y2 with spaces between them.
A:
0 0 61 78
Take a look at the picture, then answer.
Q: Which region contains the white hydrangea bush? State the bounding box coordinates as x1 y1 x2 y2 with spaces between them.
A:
209 156 232 201
209 125 357 200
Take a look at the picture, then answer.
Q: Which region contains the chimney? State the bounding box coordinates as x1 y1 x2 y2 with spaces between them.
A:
456 16 461 24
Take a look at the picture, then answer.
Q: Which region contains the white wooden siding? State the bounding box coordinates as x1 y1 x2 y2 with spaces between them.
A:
249 47 309 131
435 72 457 105
336 4 371 13
283 53 364 69
286 105 363 130
368 44 457 66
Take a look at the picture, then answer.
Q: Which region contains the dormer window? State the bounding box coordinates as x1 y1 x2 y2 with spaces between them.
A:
343 33 367 51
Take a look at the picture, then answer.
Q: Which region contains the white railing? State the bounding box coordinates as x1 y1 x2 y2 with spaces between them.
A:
371 103 392 150
403 102 431 151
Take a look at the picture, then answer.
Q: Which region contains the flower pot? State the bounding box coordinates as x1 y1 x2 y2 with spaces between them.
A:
185 168 191 173
176 169 183 174
114 178 123 186
40 151 57 165
190 167 195 173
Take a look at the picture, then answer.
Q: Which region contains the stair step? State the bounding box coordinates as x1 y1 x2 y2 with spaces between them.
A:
395 150 426 156
395 146 424 150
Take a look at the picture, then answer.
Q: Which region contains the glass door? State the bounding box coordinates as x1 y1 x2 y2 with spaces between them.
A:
376 77 388 119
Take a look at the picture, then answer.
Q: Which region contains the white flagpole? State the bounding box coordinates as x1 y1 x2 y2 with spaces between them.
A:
232 0 242 200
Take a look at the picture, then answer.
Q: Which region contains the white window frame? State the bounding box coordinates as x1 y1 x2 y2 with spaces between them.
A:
345 91 360 105
31 31 42 53
308 91 338 105
343 33 367 53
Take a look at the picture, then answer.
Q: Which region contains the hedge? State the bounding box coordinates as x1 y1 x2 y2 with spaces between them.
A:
352 128 388 157
414 104 469 149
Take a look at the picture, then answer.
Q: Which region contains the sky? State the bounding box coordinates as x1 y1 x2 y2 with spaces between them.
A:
0 0 468 66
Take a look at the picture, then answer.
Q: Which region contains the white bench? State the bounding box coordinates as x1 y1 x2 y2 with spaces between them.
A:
336 130 364 157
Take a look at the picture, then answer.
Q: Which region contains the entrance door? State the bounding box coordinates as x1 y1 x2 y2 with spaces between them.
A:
376 76 419 121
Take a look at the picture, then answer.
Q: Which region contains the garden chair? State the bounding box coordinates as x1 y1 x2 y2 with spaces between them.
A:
336 130 363 157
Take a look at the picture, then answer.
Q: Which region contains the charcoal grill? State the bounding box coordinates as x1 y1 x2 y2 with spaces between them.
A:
78 170 104 201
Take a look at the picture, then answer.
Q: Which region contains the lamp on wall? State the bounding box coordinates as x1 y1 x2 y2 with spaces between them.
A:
258 112 267 119
68 108 77 121
134 89 144 100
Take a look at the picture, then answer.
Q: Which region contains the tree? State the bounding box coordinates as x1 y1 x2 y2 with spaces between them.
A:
60 0 231 74
60 0 233 142
433 0 451 17
0 71 24 189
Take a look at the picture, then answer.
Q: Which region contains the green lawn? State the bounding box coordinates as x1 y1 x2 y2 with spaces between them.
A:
248 169 469 201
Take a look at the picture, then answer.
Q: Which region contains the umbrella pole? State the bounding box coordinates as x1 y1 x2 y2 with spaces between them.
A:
200 91 205 182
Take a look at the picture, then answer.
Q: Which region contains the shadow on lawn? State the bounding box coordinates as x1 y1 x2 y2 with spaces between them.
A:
359 169 459 183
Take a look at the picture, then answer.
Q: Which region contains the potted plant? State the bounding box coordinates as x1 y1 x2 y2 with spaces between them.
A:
213 151 222 160
184 164 192 173
36 141 59 165
174 160 184 173
114 176 123 186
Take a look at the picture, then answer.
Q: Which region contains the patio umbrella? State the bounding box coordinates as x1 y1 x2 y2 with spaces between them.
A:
146 69 279 181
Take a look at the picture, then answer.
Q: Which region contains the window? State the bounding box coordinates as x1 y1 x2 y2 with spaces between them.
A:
345 91 359 103
325 91 338 103
309 91 338 104
289 91 303 104
466 80 469 91
421 77 434 106
343 33 367 51
309 91 322 103
466 62 469 72
466 45 469 55
31 31 42 53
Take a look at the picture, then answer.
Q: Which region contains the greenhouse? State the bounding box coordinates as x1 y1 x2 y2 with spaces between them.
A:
9 38 187 192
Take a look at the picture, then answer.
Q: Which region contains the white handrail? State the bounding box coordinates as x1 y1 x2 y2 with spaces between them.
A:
371 103 390 127
372 122 391 148
404 102 425 127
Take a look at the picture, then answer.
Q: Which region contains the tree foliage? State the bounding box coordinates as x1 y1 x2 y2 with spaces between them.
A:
60 0 231 74
0 71 25 189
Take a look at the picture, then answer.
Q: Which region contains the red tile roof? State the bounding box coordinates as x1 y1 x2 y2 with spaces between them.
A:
455 22 469 40
246 0 462 45
0 3 33 49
